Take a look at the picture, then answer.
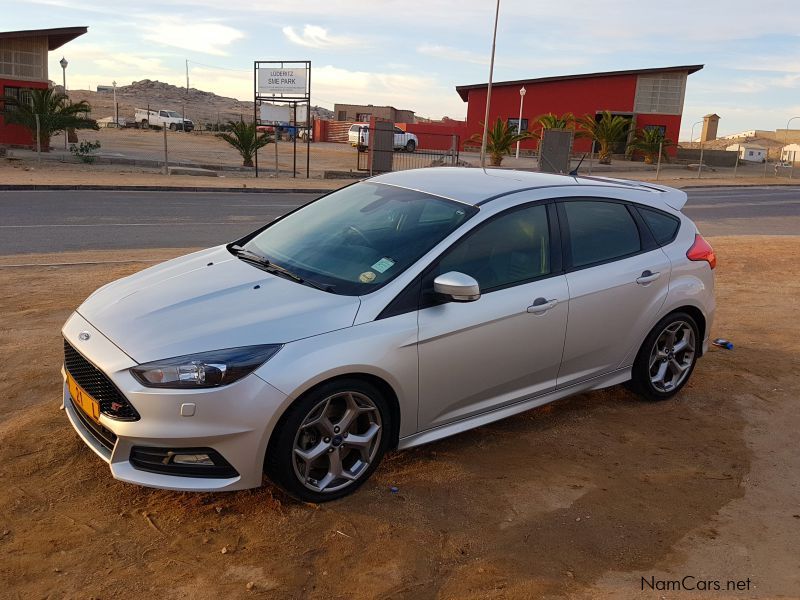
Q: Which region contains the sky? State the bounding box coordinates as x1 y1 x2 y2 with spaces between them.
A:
5 0 799 141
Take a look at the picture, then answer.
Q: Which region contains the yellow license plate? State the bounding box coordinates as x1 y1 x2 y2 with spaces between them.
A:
67 372 101 424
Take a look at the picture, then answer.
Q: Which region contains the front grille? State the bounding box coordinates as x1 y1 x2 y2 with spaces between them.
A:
64 340 140 421
70 397 117 452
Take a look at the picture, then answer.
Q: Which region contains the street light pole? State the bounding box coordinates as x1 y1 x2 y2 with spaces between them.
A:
515 86 526 159
112 80 118 126
60 56 68 150
480 0 501 170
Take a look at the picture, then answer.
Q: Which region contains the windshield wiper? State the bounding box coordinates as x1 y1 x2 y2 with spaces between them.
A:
230 245 334 292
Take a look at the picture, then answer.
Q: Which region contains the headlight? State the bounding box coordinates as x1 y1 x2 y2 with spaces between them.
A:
130 344 281 389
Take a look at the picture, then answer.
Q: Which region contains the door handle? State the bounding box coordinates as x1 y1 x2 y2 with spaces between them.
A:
636 270 661 285
527 297 558 314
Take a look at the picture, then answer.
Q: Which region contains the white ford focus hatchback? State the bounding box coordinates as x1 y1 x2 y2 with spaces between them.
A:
62 168 716 502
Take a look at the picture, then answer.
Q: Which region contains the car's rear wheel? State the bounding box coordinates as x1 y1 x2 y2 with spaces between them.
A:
265 379 391 502
405 139 416 152
629 312 699 401
141 119 149 129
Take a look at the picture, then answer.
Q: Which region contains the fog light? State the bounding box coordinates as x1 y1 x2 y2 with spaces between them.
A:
172 453 214 466
130 446 239 478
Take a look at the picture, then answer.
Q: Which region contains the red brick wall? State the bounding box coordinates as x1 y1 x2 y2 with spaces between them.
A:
0 79 49 147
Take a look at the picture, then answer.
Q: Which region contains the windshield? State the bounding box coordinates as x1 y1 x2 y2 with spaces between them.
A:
167 111 181 118
239 182 477 295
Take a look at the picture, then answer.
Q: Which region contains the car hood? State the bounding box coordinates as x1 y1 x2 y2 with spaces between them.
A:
78 246 360 364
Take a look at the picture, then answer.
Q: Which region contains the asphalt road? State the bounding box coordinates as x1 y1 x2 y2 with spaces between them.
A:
0 186 797 255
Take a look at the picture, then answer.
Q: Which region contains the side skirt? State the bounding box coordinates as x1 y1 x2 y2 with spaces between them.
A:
398 367 631 450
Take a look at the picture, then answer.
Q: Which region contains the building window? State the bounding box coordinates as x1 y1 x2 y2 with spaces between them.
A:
634 73 687 115
508 118 528 133
337 111 347 121
2 86 33 113
356 112 372 122
0 41 45 80
644 125 666 137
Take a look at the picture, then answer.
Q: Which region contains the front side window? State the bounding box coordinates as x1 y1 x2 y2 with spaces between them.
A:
432 204 551 292
242 182 476 295
562 200 641 268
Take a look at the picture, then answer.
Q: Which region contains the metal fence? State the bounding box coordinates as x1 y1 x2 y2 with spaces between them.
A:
354 126 461 174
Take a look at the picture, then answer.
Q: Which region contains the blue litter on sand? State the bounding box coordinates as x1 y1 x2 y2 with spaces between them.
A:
712 338 734 350
390 486 399 493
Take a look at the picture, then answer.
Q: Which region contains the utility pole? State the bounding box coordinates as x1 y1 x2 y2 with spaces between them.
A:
183 59 189 131
480 0 501 170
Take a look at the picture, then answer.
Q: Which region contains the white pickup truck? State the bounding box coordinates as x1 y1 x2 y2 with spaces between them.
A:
348 124 418 152
135 108 194 132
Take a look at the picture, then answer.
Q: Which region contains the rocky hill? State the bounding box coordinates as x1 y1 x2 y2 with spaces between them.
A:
70 79 334 127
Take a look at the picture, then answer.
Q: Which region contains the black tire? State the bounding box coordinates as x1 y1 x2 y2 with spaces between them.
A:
141 119 149 129
169 123 177 131
628 311 700 401
265 378 392 503
405 139 416 152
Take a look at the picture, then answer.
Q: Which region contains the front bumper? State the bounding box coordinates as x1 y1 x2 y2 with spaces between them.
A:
62 312 288 491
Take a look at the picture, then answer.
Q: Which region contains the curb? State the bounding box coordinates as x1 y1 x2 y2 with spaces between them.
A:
678 182 800 189
0 184 338 193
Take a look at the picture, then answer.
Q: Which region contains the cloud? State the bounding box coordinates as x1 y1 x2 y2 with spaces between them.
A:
142 21 245 56
282 25 359 49
417 43 586 71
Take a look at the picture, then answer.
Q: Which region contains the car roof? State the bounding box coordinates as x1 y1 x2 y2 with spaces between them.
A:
369 167 687 210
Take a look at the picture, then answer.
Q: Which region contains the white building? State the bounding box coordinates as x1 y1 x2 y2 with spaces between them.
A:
727 143 767 162
780 143 800 164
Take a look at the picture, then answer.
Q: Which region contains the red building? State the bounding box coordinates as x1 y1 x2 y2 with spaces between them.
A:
456 65 703 154
0 26 87 147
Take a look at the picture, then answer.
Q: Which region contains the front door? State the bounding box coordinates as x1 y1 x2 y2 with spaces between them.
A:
417 203 569 430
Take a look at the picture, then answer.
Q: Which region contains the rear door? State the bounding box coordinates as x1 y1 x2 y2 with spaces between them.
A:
556 199 670 388
417 202 569 429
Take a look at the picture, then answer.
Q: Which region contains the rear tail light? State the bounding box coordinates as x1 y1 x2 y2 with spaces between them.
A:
687 234 716 269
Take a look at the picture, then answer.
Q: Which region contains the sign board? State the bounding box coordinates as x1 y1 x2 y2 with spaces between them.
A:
259 104 309 124
258 68 307 95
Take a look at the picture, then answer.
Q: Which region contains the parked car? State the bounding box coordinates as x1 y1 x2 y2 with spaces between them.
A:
135 108 194 132
61 168 715 502
348 123 418 152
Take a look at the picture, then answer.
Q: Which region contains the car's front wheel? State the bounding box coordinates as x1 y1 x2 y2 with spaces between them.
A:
405 139 416 152
629 312 699 401
265 379 391 502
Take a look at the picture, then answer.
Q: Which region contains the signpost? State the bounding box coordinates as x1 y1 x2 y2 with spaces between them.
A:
253 61 311 178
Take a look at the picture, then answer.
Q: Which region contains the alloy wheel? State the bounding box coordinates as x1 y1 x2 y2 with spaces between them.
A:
292 391 382 493
648 320 696 393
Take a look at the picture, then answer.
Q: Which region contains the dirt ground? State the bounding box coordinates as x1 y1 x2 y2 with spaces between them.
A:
0 236 798 599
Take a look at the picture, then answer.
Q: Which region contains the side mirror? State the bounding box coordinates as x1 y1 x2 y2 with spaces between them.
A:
433 271 481 302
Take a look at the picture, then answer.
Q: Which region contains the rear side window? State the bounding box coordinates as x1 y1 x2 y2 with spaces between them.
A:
562 200 641 268
638 206 680 245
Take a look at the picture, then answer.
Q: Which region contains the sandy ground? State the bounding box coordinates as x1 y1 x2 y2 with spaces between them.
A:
0 235 798 599
5 128 798 188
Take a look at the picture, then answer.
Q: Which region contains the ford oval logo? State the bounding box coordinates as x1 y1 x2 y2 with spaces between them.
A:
78 331 91 341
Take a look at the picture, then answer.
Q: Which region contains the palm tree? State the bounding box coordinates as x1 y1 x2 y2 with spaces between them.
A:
217 120 273 167
536 112 576 131
1 87 97 151
468 117 530 166
577 111 631 164
628 127 672 164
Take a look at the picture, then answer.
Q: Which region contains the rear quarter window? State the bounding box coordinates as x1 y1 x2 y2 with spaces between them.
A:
638 206 680 245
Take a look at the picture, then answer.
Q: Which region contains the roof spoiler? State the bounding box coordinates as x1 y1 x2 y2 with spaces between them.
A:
635 182 688 211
